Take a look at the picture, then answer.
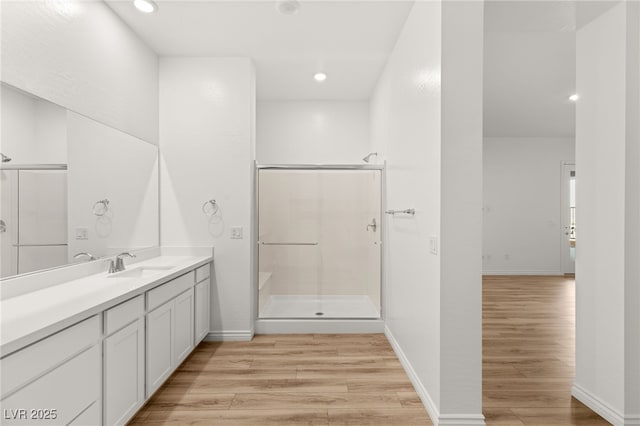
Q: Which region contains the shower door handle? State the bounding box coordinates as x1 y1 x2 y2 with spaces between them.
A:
366 218 377 232
0 219 5 233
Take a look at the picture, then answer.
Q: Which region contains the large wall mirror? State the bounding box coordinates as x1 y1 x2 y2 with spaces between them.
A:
0 83 159 279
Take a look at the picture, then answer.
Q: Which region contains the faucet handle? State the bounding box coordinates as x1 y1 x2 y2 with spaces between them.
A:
106 259 117 274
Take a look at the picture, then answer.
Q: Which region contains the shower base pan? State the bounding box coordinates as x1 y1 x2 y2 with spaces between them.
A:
260 295 380 319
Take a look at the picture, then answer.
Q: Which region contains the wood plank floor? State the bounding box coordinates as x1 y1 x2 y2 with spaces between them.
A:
130 275 610 425
483 275 610 425
129 333 432 425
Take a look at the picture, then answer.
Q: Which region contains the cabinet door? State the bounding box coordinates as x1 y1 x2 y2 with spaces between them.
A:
173 288 194 366
146 300 173 397
104 319 144 426
194 279 210 344
69 401 100 425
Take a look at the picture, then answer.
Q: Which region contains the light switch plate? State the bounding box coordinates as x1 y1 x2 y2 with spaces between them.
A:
231 226 243 239
75 227 89 240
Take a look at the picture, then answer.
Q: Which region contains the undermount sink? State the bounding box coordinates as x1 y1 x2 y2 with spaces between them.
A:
108 265 174 279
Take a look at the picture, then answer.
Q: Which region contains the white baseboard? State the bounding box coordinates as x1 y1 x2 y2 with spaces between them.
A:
438 415 487 425
482 270 562 276
255 319 384 334
384 325 440 424
572 383 625 425
384 326 485 426
205 330 254 341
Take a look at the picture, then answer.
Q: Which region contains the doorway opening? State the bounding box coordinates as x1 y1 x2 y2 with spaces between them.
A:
561 163 576 275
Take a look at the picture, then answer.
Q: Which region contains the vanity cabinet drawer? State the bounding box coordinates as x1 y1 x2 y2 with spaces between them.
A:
147 271 194 311
1 344 101 425
195 263 210 283
104 295 144 336
1 315 100 399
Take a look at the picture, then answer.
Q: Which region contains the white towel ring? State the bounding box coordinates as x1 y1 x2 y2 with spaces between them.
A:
93 199 110 216
202 199 219 216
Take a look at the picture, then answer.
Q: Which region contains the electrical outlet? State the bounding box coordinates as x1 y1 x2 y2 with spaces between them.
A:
429 236 438 255
231 226 243 239
75 227 89 240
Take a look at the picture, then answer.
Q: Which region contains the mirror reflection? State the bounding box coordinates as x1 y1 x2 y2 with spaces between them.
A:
0 84 159 279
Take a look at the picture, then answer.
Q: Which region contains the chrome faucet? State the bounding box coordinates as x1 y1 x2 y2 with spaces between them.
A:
73 252 96 262
107 252 136 273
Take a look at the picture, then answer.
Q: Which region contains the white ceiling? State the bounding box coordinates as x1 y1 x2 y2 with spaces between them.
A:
483 1 580 138
108 0 617 137
483 30 576 138
106 0 414 101
483 1 619 138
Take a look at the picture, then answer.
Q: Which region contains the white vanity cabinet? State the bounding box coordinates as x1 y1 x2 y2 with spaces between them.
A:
0 258 214 426
103 295 145 426
145 271 195 397
0 316 102 425
194 263 211 343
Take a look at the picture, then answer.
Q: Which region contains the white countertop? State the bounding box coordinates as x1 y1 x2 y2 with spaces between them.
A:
0 254 212 357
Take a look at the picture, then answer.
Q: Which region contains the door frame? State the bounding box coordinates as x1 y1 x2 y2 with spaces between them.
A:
253 163 386 321
560 162 576 275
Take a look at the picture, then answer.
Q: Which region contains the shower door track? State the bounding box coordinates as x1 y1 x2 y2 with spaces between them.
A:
256 163 384 171
254 162 386 322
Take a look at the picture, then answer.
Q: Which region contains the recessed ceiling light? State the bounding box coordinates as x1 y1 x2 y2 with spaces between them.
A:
569 94 579 102
314 72 327 82
134 0 157 13
276 0 301 15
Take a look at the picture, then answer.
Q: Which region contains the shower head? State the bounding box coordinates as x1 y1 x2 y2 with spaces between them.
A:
362 152 378 163
1 153 11 163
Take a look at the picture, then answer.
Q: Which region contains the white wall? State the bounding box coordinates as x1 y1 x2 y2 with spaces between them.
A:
483 137 575 275
370 1 484 423
1 0 158 143
1 85 67 164
257 101 370 164
575 2 640 423
67 112 159 260
439 1 484 417
371 0 443 414
625 2 640 417
159 57 256 339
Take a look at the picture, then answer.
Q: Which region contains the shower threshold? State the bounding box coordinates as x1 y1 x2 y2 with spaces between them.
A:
260 295 380 319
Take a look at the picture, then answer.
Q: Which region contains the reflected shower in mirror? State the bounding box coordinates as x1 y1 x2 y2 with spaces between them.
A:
0 83 159 279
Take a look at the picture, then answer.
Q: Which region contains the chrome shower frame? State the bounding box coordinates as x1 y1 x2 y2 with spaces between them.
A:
253 163 386 324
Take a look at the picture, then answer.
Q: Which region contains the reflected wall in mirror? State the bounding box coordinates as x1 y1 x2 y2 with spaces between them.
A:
0 84 159 279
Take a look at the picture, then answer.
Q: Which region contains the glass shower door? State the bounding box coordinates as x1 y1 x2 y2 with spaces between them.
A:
258 168 381 319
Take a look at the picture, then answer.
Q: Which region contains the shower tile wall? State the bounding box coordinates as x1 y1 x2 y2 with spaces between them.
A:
19 171 67 245
0 170 68 277
1 170 18 277
18 170 67 275
259 170 380 308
